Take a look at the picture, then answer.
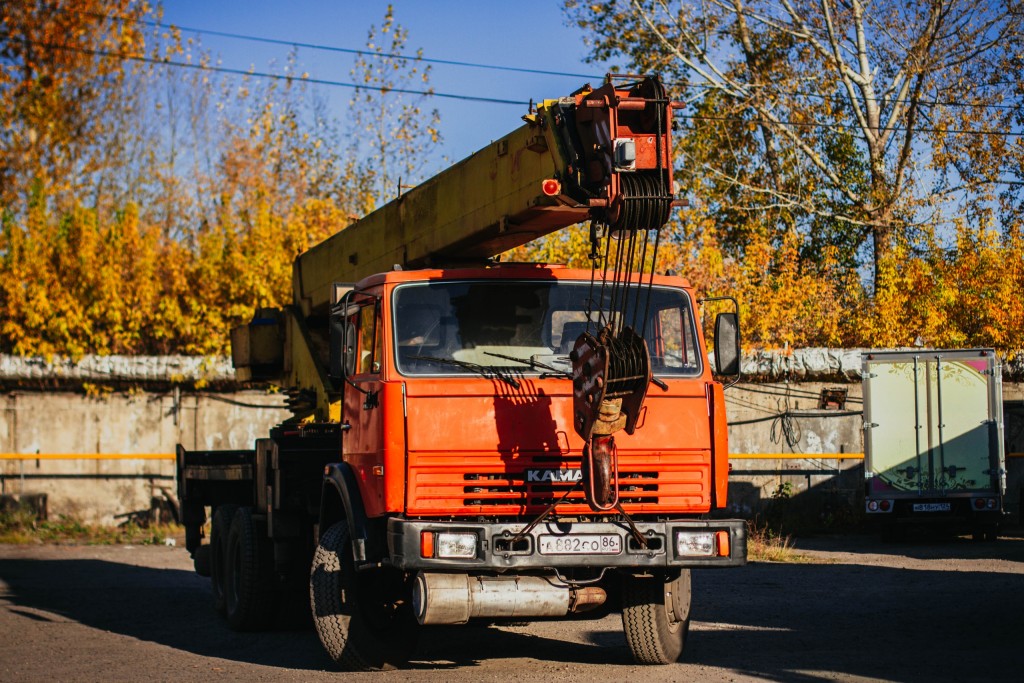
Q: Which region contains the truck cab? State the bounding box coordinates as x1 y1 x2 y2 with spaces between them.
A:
325 263 741 539
304 264 744 665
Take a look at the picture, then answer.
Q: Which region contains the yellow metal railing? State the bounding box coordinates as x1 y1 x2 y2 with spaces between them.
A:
2 452 1022 461
0 453 175 461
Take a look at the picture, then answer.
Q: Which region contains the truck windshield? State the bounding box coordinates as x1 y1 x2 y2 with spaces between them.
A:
392 281 701 377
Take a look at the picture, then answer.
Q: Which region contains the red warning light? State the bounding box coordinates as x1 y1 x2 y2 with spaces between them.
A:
542 179 561 196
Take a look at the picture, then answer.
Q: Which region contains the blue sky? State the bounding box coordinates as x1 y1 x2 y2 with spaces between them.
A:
160 1 613 170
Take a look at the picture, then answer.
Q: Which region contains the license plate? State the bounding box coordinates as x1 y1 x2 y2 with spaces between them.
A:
538 534 622 555
913 502 951 512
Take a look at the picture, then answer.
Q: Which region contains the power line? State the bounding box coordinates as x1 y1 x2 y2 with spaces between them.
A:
139 12 1024 114
71 6 605 82
17 39 1023 138
146 14 1024 114
25 1 1024 115
153 18 603 81
21 39 529 107
171 17 1021 117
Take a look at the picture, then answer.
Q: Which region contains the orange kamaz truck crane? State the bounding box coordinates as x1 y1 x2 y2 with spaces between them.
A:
177 75 746 669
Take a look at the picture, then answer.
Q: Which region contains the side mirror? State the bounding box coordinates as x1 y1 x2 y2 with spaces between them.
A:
329 312 345 382
329 289 359 383
714 312 741 377
344 322 358 377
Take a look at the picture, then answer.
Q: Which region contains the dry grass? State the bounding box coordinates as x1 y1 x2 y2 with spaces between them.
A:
746 521 812 563
0 506 181 545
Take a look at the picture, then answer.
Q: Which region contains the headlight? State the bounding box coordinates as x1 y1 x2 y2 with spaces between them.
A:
675 531 715 557
436 532 478 559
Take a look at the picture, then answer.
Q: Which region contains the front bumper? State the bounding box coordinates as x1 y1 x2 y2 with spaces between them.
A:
387 517 747 571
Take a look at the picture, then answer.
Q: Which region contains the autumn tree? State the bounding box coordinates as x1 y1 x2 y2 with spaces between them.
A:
0 3 444 356
0 0 154 214
566 1 1023 286
347 4 442 205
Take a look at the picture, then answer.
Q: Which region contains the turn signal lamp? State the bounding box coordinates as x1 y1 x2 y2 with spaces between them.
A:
420 531 434 558
715 530 730 557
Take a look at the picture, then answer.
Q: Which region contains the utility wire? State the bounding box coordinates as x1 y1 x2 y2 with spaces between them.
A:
147 18 603 81
147 11 1024 114
19 39 529 106
68 5 1023 114
64 5 604 81
16 38 1023 137
148 15 1024 114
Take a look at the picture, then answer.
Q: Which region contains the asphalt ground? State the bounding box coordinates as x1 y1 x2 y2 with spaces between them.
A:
1 533 1022 682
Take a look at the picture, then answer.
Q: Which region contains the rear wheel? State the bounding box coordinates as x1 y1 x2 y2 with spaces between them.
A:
622 570 691 665
224 507 277 630
209 504 237 614
310 522 419 670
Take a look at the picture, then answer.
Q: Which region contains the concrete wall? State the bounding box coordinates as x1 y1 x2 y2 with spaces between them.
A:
2 380 1021 525
0 390 289 522
724 382 866 522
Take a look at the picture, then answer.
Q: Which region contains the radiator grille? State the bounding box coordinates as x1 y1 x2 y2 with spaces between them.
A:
407 451 711 515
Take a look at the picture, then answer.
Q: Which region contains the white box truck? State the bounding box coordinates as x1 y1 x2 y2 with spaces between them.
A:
862 349 1006 539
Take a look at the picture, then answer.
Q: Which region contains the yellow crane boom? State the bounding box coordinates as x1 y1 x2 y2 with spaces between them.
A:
232 75 679 420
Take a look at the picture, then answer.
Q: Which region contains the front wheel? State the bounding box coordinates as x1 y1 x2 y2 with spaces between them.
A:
310 522 419 670
622 569 691 664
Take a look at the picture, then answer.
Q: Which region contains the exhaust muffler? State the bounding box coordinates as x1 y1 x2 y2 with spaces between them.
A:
413 572 606 625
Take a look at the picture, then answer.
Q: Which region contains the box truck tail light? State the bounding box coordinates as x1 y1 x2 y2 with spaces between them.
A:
867 500 892 513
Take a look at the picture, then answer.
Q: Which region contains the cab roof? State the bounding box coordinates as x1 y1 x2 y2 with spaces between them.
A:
352 263 693 291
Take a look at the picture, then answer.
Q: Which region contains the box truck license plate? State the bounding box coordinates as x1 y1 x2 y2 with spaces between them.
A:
538 534 622 555
913 502 951 512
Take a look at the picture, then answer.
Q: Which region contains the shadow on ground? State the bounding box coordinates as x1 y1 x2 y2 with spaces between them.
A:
2 543 1024 680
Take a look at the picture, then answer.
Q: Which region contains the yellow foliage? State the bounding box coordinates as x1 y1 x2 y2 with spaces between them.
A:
498 204 1024 355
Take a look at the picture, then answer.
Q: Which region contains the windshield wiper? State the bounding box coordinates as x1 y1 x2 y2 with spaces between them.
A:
408 355 520 388
482 351 571 379
485 352 675 389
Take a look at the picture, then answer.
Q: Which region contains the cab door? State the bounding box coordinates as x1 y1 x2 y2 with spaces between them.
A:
343 296 387 515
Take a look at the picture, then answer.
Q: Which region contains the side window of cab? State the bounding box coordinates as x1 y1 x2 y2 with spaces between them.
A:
354 301 382 376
